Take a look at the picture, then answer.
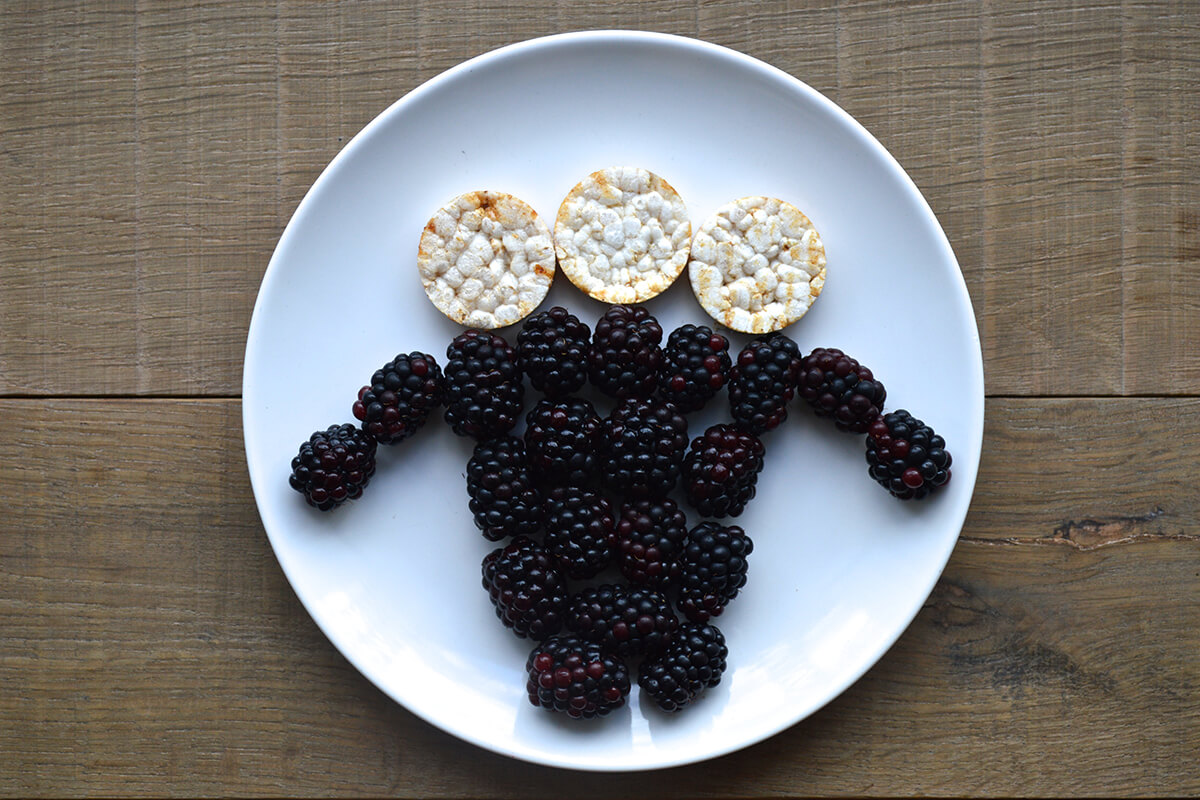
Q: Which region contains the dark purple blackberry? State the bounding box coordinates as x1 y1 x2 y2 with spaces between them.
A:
588 304 664 399
288 424 377 511
615 498 689 588
443 329 524 440
676 522 753 623
523 397 602 487
798 347 887 433
682 424 766 518
565 583 679 658
638 622 727 713
599 398 689 499
352 352 444 445
516 306 591 398
542 486 618 579
466 436 542 541
481 536 567 640
526 635 631 719
658 324 731 412
865 410 953 500
727 332 803 434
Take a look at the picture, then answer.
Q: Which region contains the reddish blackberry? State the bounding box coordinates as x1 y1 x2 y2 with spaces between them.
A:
588 304 664 399
865 410 953 500
615 498 689 588
658 324 731 412
542 486 618 579
288 424 377 511
516 306 591 398
798 347 887 433
466 435 542 541
599 398 689 499
682 424 766 518
638 622 727 713
676 522 753 623
566 583 679 658
727 332 803 434
523 397 602 487
481 536 567 640
526 635 631 719
352 352 444 444
443 329 524 440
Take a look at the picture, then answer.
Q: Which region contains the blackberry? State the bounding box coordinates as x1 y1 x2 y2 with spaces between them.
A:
288 424 377 511
599 398 689 499
727 332 803 434
352 352 444 444
466 436 542 541
526 635 631 719
481 536 568 640
523 397 603 488
658 324 731 412
676 522 753 623
516 306 591 398
798 347 887 433
588 304 664 399
443 329 524 440
638 622 727 713
542 486 618 579
615 498 689 589
566 583 678 658
682 424 766 518
865 410 953 500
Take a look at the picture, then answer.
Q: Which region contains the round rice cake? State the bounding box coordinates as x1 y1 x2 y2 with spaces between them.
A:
554 166 691 304
689 196 827 334
418 190 555 329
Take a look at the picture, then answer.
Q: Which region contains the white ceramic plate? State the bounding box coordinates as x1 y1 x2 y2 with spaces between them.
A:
243 31 984 771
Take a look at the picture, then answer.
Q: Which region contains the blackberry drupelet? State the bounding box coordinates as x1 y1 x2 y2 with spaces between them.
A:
542 486 618 580
865 409 953 500
565 583 679 658
588 304 664 399
523 397 603 487
443 329 524 440
352 351 444 444
516 306 591 398
481 536 568 640
615 497 689 588
638 622 728 712
676 522 753 623
798 347 887 433
466 435 542 541
682 424 766 518
525 635 631 719
657 324 731 413
727 332 803 434
288 424 377 511
599 398 689 499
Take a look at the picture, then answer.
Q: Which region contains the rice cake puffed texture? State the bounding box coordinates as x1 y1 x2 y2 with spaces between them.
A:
689 196 826 334
418 190 556 329
554 167 692 304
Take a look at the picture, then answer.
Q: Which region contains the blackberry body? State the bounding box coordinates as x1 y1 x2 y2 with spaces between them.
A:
526 635 631 719
523 397 602 487
588 305 664 399
727 333 803 434
682 424 766 518
599 398 689 499
676 522 753 623
466 436 542 541
638 622 727 712
798 347 887 433
542 486 618 579
481 536 568 639
288 424 377 511
352 352 444 444
615 498 689 588
565 584 678 658
658 324 731 412
516 306 591 398
443 330 524 440
865 410 952 500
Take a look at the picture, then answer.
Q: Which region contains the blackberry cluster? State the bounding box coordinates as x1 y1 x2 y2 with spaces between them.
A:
542 486 618 579
443 329 524 440
565 583 678 658
523 397 602 487
599 398 689 499
682 424 766 518
466 435 542 541
657 324 730 413
481 536 568 640
526 635 631 719
288 424 378 511
352 352 444 444
589 304 664 399
516 306 591 398
615 498 689 589
798 347 887 433
676 522 753 623
865 410 953 500
727 333 803 434
638 622 727 712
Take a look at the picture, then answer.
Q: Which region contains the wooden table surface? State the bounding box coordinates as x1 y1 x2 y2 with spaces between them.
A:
2 2 1197 797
